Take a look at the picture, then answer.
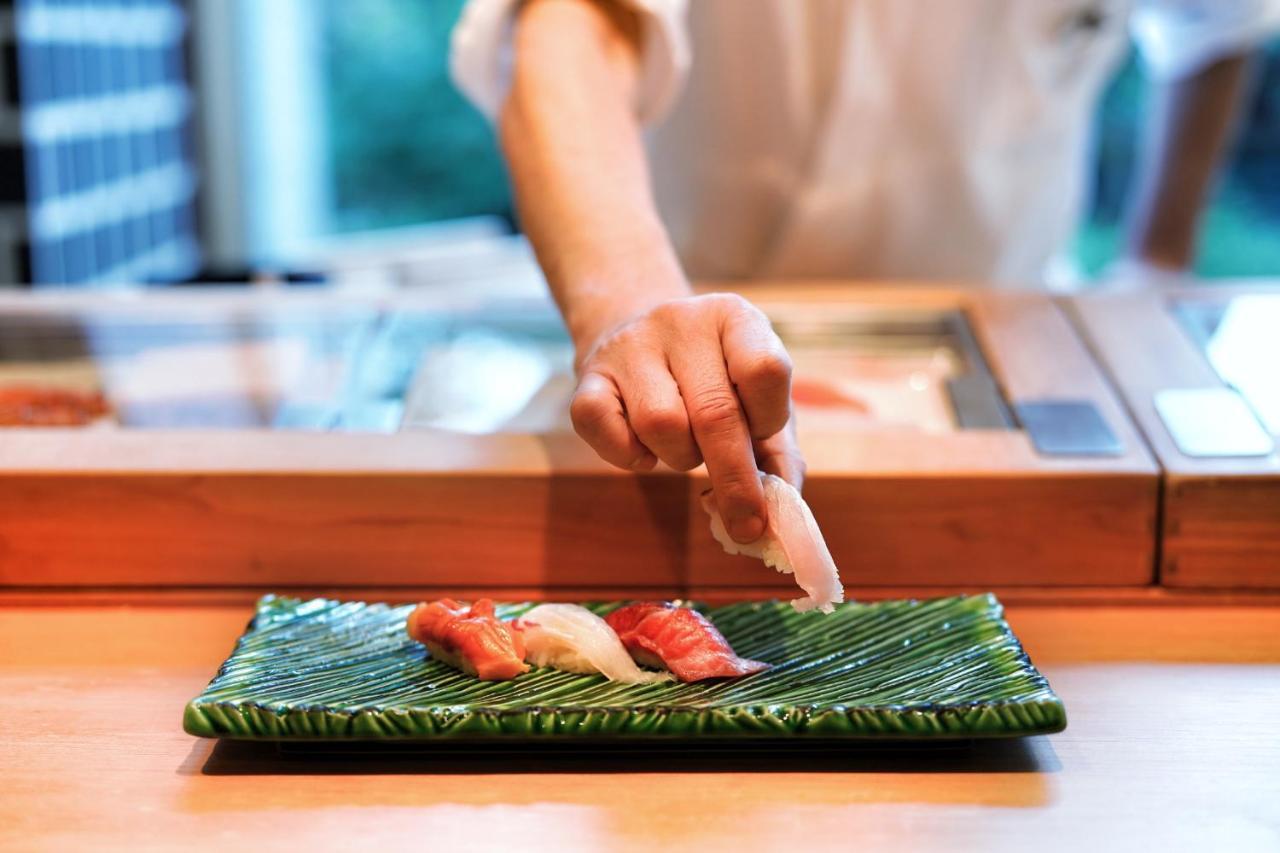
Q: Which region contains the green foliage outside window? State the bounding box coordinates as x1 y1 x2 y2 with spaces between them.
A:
320 0 512 230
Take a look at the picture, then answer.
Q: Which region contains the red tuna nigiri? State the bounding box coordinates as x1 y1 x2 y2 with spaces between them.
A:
406 598 529 681
604 602 768 682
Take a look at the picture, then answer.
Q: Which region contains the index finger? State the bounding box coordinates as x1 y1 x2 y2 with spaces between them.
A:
722 305 793 440
669 335 766 544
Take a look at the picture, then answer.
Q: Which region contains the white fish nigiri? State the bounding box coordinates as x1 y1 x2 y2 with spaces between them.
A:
515 604 672 684
702 473 845 614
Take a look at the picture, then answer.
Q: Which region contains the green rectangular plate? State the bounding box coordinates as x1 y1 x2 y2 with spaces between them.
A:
184 594 1065 741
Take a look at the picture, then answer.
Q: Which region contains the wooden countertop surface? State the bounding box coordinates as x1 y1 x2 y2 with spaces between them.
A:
2 602 1278 852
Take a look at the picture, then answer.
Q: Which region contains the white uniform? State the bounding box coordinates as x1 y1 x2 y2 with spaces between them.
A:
452 0 1280 286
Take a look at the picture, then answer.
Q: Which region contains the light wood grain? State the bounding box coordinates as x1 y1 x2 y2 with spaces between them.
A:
1065 288 1280 589
0 454 1156 590
5 585 1280 609
1 602 1276 853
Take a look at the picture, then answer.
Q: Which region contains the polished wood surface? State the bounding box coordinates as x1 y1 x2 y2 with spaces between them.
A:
1065 287 1280 589
7 584 1280 609
0 284 1157 591
1 601 1277 852
0 458 1155 590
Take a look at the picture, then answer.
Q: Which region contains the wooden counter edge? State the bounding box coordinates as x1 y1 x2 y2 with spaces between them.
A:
5 585 1280 608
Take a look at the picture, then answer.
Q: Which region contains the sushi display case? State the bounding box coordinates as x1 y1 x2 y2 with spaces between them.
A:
1066 284 1280 589
0 283 1156 595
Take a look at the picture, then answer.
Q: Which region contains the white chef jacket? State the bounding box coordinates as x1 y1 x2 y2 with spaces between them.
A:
452 0 1280 286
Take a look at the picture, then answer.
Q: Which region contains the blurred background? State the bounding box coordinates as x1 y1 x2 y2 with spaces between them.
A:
0 0 1277 288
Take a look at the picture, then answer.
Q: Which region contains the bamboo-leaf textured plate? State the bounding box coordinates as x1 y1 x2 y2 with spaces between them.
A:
184 594 1065 741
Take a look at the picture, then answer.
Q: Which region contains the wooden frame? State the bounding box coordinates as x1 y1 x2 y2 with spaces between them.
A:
0 283 1157 593
1065 285 1280 589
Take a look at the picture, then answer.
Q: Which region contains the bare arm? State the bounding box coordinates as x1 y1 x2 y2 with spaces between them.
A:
501 0 802 543
502 0 678 344
1123 54 1252 271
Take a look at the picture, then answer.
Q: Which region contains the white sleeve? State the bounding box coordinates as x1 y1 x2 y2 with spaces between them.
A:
449 0 690 124
1132 0 1280 79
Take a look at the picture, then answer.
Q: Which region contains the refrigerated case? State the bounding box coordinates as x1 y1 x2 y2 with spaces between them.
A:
1067 285 1280 589
0 284 1157 596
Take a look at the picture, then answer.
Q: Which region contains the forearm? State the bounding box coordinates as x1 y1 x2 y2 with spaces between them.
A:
1124 54 1251 270
501 0 688 359
497 1 800 522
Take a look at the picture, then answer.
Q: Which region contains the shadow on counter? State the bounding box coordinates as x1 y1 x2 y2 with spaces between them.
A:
189 735 1061 776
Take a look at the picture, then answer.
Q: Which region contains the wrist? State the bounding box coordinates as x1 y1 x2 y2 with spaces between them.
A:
559 238 691 364
567 286 678 361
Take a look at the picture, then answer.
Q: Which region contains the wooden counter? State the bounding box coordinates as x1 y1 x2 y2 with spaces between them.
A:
1065 286 1280 589
0 284 1159 592
2 601 1278 852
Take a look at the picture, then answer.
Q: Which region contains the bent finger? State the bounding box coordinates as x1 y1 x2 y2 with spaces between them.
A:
618 358 703 471
570 371 656 471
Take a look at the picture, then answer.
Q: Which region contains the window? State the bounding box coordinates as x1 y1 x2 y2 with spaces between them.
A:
320 0 511 232
7 0 199 286
195 0 511 269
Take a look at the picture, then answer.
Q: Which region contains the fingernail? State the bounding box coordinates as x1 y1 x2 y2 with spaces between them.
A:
728 513 765 543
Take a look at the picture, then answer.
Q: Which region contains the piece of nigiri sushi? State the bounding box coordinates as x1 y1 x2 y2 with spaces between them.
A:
514 604 670 684
604 602 769 682
406 598 529 681
702 473 844 614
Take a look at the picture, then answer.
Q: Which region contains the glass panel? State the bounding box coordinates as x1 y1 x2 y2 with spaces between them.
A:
400 306 1006 435
0 307 404 430
0 303 1007 434
398 308 574 434
0 302 575 432
1174 294 1280 436
771 309 975 433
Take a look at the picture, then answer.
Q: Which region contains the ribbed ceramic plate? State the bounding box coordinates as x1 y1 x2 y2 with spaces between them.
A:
184 594 1065 741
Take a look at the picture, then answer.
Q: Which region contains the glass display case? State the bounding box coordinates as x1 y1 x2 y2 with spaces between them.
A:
0 284 1157 596
1067 286 1280 590
0 303 1013 436
402 306 1018 436
775 308 1011 433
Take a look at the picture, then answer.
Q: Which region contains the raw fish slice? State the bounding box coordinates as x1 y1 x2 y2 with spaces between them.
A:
702 473 844 614
791 377 872 412
604 602 769 682
405 598 529 681
0 385 111 426
514 604 671 684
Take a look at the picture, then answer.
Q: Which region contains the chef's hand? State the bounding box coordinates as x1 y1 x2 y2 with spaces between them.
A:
571 293 804 544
